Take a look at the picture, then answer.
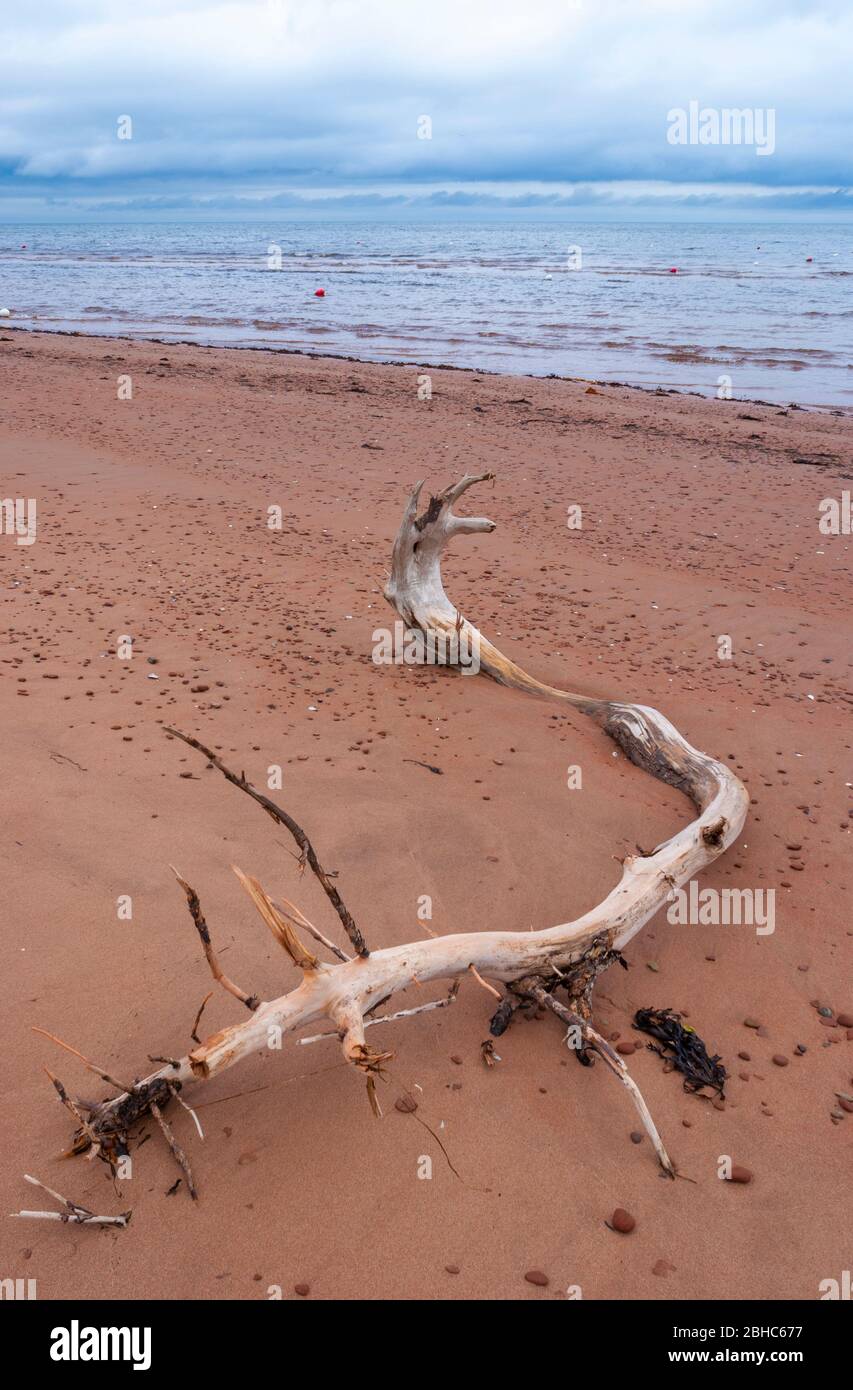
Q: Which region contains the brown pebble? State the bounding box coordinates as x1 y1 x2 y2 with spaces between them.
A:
738 1051 751 1061
610 1208 636 1234
294 1283 310 1297
728 1165 752 1184
772 1054 789 1067
837 1012 853 1029
450 1055 463 1065
616 1041 636 1056
738 1071 750 1081
652 1259 673 1277
743 1017 761 1029
395 1095 418 1113
445 1264 460 1275
838 1098 853 1113
629 1131 644 1144
524 1269 549 1287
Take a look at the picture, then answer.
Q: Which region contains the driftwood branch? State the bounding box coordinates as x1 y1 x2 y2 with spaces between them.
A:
163 727 369 958
30 475 748 1203
11 1174 131 1227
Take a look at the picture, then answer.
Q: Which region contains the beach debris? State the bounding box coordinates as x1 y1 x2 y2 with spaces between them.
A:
0 308 10 318
608 1207 636 1234
634 1007 727 1097
727 1165 753 1184
314 287 325 297
12 1174 131 1226
29 473 748 1204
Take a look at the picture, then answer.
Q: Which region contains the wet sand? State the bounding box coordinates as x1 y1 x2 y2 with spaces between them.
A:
1 329 851 1300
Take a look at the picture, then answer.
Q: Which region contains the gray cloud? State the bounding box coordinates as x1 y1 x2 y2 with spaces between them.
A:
2 0 851 216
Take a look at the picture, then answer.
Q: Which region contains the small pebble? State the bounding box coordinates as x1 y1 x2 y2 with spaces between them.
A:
294 1283 310 1297
610 1208 636 1234
445 1264 460 1275
629 1131 644 1144
728 1165 752 1184
837 1012 853 1029
743 1017 761 1029
395 1095 417 1113
524 1269 549 1287
772 1054 789 1067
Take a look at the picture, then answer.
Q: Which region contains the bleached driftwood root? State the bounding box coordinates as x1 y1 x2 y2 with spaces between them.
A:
32 474 748 1200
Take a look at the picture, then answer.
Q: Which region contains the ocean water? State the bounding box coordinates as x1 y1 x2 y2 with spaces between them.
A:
1 220 851 406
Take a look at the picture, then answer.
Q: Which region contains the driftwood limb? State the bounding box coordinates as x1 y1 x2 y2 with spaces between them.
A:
11 1174 131 1227
172 869 260 1011
163 726 369 958
32 475 748 1201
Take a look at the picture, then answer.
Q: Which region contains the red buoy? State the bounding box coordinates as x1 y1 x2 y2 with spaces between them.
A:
314 287 325 297
806 256 813 263
669 267 678 274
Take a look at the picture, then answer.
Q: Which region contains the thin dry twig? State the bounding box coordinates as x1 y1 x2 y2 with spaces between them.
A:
171 868 260 1011
32 1027 132 1093
11 1174 131 1227
164 727 369 957
150 1101 198 1200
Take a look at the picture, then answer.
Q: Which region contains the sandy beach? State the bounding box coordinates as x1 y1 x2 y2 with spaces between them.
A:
1 327 851 1301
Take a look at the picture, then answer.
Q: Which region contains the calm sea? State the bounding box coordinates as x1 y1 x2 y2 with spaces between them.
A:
1 220 851 405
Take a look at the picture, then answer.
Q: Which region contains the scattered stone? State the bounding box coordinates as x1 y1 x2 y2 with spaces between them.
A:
738 1051 751 1061
610 1208 636 1234
772 1054 789 1067
646 961 659 972
524 1269 549 1287
445 1264 460 1275
450 1055 463 1065
629 1131 644 1144
837 1012 853 1029
616 1041 636 1056
652 1259 673 1277
395 1095 417 1113
294 1283 310 1297
743 1017 761 1029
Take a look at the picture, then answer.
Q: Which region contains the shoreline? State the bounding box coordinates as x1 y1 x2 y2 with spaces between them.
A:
1 328 850 1300
5 323 851 414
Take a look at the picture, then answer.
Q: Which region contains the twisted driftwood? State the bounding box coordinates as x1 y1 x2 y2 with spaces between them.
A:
22 474 748 1212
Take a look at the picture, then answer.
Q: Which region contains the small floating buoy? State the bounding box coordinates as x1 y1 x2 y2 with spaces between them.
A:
544 273 552 280
314 287 325 297
669 267 678 274
0 307 11 318
806 256 813 263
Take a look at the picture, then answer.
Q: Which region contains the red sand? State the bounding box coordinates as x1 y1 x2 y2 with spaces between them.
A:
1 329 850 1300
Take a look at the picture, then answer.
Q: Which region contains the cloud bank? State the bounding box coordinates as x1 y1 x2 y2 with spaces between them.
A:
2 0 851 218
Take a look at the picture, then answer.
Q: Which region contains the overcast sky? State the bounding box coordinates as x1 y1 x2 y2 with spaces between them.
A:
2 0 851 219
